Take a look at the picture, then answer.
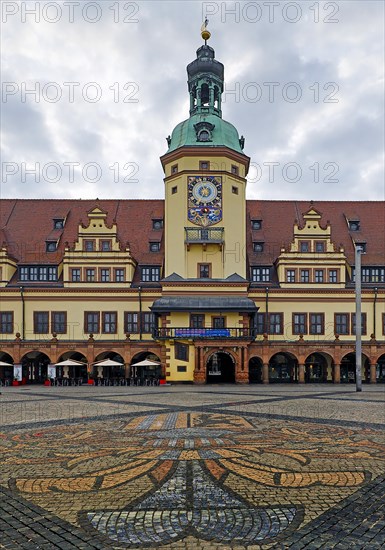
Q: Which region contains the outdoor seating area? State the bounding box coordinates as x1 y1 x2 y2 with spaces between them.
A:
0 356 163 386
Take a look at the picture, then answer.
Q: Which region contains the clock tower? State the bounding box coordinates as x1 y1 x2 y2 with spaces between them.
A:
161 26 250 280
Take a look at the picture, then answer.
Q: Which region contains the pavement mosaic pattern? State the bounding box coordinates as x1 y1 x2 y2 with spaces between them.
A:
0 385 384 549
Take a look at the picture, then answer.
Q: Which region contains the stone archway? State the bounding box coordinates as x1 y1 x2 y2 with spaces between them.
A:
21 351 51 384
340 352 370 383
249 356 263 384
130 352 161 384
269 353 298 383
206 351 235 384
93 351 125 381
304 353 331 383
57 351 88 381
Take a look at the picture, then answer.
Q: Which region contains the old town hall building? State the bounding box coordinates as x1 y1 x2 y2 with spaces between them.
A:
1 33 384 386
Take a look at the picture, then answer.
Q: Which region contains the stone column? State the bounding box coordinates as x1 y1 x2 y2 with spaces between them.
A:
370 363 377 384
298 364 305 384
194 346 206 384
236 347 248 384
262 362 269 384
334 363 340 384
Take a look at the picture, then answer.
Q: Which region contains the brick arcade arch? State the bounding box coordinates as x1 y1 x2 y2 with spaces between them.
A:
269 352 299 383
21 351 51 384
340 352 371 384
304 352 333 383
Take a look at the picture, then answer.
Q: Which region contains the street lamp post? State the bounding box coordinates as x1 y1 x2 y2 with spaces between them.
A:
355 246 363 392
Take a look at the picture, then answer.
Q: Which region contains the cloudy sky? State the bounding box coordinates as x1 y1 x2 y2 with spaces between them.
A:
1 0 384 201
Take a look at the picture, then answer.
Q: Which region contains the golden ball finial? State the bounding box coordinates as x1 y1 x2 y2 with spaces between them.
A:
201 29 211 41
201 18 210 42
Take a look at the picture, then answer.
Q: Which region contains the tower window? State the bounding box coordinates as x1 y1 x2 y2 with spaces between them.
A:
198 130 210 142
198 263 211 278
231 165 239 175
172 186 178 194
232 186 239 195
171 164 178 174
199 161 210 170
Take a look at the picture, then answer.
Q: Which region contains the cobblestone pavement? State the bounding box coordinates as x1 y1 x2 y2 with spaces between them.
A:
0 385 384 549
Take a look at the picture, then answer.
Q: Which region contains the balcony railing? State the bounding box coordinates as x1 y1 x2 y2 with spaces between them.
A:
153 327 254 340
185 227 224 244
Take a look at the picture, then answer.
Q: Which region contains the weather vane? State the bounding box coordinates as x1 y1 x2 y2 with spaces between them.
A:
201 18 211 44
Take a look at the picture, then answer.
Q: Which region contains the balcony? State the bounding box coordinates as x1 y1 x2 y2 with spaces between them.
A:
185 227 224 246
153 327 255 340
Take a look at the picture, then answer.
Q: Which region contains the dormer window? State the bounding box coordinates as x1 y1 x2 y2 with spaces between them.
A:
349 220 360 231
251 220 262 230
253 242 264 253
152 219 163 230
46 241 57 252
53 219 64 230
150 242 160 252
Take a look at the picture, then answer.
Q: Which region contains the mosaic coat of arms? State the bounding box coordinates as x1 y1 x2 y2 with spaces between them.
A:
187 175 222 227
1 411 384 548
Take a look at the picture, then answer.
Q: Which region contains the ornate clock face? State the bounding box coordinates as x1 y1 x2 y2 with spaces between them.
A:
192 181 218 203
188 176 222 227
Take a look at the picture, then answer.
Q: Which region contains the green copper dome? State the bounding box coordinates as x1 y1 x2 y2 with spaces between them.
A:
167 114 244 153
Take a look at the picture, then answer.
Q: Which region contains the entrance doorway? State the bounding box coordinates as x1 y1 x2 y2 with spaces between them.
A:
206 352 235 383
249 356 263 383
21 352 51 384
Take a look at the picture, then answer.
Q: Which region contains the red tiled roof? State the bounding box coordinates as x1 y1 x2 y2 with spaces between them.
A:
0 199 164 266
0 199 384 271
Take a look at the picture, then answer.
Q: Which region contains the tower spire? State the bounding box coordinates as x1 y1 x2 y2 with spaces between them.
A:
187 25 224 118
